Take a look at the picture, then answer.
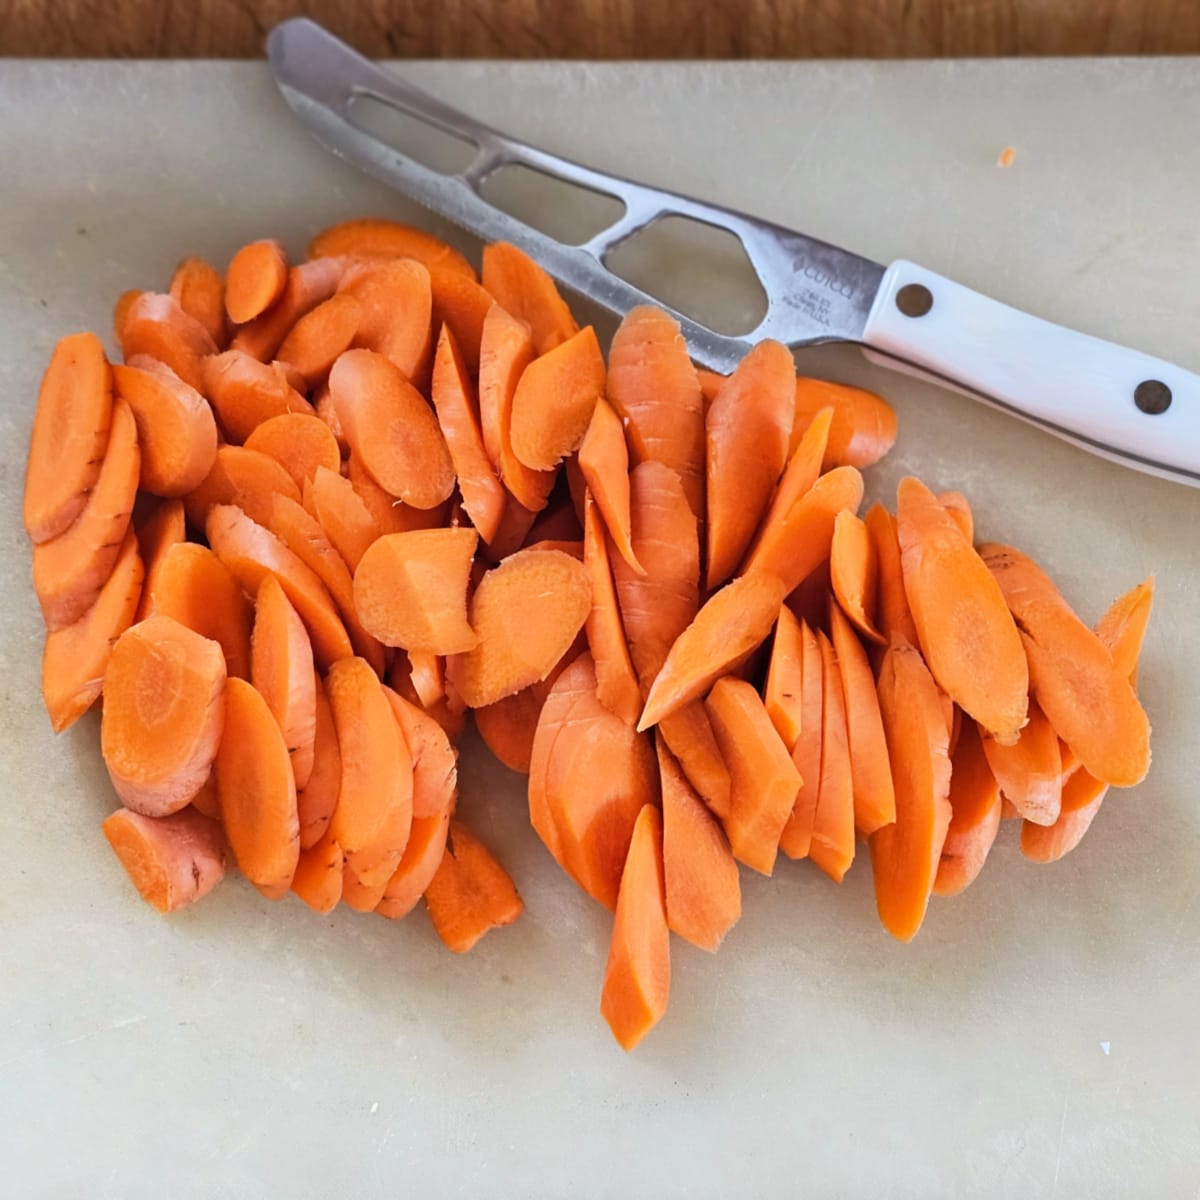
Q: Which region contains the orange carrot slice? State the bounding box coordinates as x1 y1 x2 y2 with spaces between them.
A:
120 291 217 392
829 602 896 836
225 238 289 324
778 619 824 859
600 804 669 1051
792 377 897 469
143 541 253 680
898 478 1029 744
42 528 143 734
354 528 479 654
386 689 458 819
474 661 569 775
184 443 301 532
345 451 451 536
577 397 642 574
424 819 524 953
405 650 444 710
865 503 918 648
217 675 301 899
704 339 795 588
309 218 476 279
206 503 354 669
639 570 787 731
981 542 1150 787
230 257 344 362
290 826 344 913
606 306 705 520
981 700 1062 826
658 702 732 821
201 350 315 443
113 289 142 345
1095 576 1154 683
339 257 433 384
658 740 740 952
252 575 317 791
870 639 953 941
1020 771 1108 864
169 255 228 348
430 268 493 376
830 509 884 644
23 331 114 543
244 411 341 490
809 631 856 883
481 241 578 354
741 464 864 595
297 672 340 849
511 326 606 471
328 347 455 510
306 465 379 571
764 603 804 752
583 494 642 727
101 615 227 817
756 406 833 551
705 676 800 876
102 806 226 913
375 807 453 920
932 718 1001 895
276 291 362 388
134 497 185 621
446 547 592 708
938 490 974 544
478 302 556 512
32 398 140 631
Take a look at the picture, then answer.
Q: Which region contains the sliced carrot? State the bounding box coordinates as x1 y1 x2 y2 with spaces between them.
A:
932 718 1001 895
120 292 216 393
430 267 493 375
510 326 606 471
345 451 450 536
600 804 669 1051
32 398 140 631
477 303 555 512
981 700 1062 826
201 350 315 443
870 639 954 941
430 324 506 543
101 614 226 817
340 858 396 913
275 291 361 388
1020 771 1108 864
792 377 897 470
309 218 476 279
1095 576 1154 682
42 528 143 734
216 675 300 898
938 490 974 544
375 806 453 920
328 348 455 510
314 382 348 454
704 339 795 589
251 575 317 791
808 632 856 883
757 406 834 550
764 603 804 751
169 255 227 348
183 444 301 532
102 806 226 913
243 411 341 491
583 494 642 727
405 650 445 711
778 619 824 860
297 672 340 849
830 509 884 644
290 826 344 913
225 238 289 324
480 492 539 562
481 241 578 355
865 503 918 648
528 651 659 909
339 257 433 385
424 819 524 953
143 541 253 680
658 740 740 953
898 478 1028 744
705 676 800 876
206 503 354 669
577 397 642 574
113 290 142 347
741 464 864 595
134 497 185 621
230 257 344 362
114 358 218 497
829 602 896 836
657 702 732 820
611 460 700 688
981 542 1150 787
639 571 787 731
385 689 458 819
606 306 705 520
388 652 468 743
305 465 378 571
354 528 478 654
446 547 592 708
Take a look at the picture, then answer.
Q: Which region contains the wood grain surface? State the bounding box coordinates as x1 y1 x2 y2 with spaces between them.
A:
2 0 1198 58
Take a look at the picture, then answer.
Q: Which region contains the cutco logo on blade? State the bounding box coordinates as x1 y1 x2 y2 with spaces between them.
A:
793 259 858 300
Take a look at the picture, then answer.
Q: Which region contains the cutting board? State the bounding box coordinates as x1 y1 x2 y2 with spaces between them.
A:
1 59 1197 1198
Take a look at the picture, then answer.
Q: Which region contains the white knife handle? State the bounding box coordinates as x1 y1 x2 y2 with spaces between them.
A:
862 260 1200 486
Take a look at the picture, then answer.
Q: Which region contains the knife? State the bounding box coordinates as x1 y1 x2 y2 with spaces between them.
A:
267 17 1199 488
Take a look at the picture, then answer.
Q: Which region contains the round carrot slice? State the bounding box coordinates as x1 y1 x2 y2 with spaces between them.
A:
225 238 289 324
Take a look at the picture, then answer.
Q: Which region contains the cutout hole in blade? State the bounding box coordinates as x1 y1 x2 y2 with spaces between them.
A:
347 93 478 176
604 214 767 337
478 164 625 247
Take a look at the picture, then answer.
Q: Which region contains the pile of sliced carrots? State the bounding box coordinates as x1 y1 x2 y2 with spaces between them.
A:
23 218 1153 1051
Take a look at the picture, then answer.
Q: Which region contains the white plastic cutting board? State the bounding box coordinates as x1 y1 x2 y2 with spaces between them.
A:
1 59 1197 1199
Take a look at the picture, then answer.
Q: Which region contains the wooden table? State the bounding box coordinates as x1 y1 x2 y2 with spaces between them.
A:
2 0 1198 57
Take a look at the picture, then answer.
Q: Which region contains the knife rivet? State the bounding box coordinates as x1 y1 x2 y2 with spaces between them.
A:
896 283 933 318
1134 380 1172 415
